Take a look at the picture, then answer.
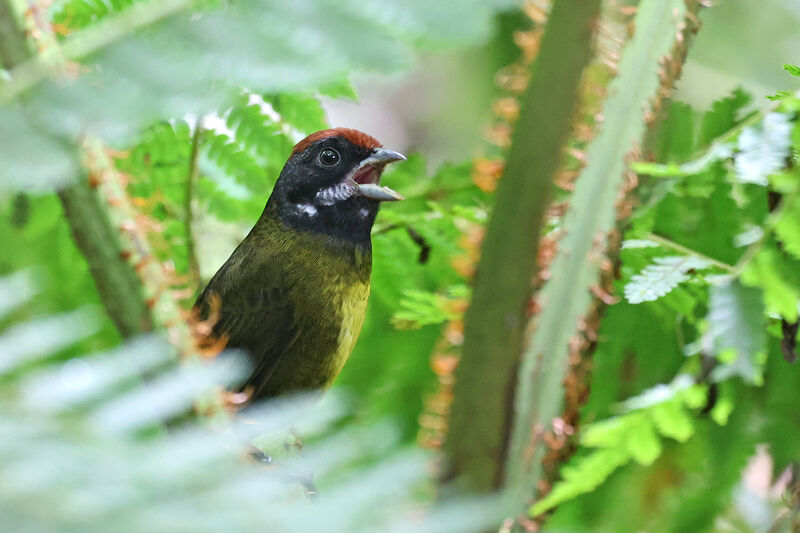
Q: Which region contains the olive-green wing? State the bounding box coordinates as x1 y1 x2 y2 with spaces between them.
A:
194 265 300 399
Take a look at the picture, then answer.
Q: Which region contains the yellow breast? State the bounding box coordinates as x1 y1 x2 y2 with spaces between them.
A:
258 221 372 395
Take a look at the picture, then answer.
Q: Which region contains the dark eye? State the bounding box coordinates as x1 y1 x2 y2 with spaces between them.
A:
319 148 340 167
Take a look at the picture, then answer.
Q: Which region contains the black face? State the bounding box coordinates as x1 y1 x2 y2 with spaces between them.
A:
266 136 384 248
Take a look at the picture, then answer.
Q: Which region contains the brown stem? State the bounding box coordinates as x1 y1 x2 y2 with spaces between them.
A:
444 0 602 493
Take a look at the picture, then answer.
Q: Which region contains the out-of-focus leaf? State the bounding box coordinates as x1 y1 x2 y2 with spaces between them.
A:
0 271 38 319
783 64 800 77
3 0 515 189
708 280 766 384
89 354 246 434
529 448 629 516
0 309 99 375
0 299 502 532
650 399 693 442
734 112 793 185
741 241 800 321
774 192 800 259
21 335 174 412
625 416 661 465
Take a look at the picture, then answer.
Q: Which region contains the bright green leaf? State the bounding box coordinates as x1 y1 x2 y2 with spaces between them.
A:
650 400 693 442
783 64 800 77
624 415 662 465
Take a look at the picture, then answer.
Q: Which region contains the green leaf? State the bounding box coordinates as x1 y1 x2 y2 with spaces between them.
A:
708 280 766 384
318 80 359 101
631 143 733 178
741 242 800 321
656 102 695 162
783 64 800 77
269 93 328 135
529 448 629 516
625 415 661 465
4 0 514 189
582 416 635 449
699 88 751 146
624 256 710 304
734 112 793 185
622 374 695 410
650 400 693 442
391 287 467 329
621 239 660 249
774 192 800 259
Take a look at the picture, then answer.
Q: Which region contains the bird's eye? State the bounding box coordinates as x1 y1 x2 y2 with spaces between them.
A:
319 148 340 167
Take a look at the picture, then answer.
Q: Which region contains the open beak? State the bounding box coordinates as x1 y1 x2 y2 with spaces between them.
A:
352 148 406 202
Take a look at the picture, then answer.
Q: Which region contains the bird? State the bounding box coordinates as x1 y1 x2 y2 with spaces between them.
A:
192 128 406 401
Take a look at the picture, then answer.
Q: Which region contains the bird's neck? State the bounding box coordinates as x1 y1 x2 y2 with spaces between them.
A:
253 206 373 274
260 195 378 251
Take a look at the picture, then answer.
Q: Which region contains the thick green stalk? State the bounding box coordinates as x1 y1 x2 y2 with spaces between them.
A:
0 0 30 70
445 0 601 492
505 0 691 514
185 124 203 291
58 183 154 336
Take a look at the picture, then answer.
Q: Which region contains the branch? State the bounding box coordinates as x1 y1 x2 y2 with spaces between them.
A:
81 137 195 354
58 182 154 336
444 0 602 493
645 232 735 273
185 122 203 290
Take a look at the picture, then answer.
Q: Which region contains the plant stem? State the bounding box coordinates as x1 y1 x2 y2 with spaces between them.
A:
645 233 736 273
185 122 203 291
445 0 602 494
81 136 194 353
0 0 31 69
59 182 154 336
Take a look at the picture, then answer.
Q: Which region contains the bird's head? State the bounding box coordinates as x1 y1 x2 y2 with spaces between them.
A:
267 128 406 246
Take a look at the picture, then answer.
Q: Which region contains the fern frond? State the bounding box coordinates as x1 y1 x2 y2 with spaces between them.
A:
734 112 793 185
708 280 766 384
0 272 502 532
624 256 710 304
